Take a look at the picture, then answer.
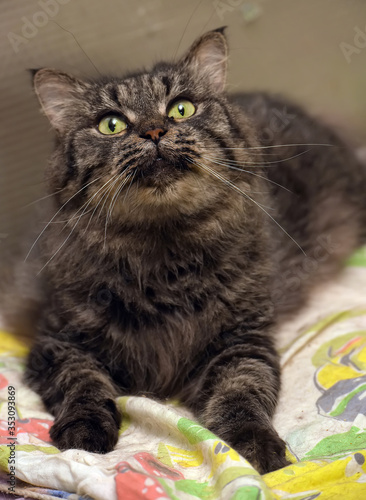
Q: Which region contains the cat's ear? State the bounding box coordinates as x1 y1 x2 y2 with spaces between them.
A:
32 68 88 134
181 27 228 92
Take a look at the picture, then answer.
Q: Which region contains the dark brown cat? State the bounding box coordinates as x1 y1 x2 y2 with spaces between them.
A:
5 28 366 474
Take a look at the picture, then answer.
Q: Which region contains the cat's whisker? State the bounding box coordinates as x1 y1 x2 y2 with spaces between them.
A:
58 174 120 233
204 150 292 156
203 143 334 150
228 167 293 193
123 170 137 204
23 189 66 208
106 172 133 224
187 157 306 256
104 173 134 249
127 179 141 215
37 174 125 274
51 21 101 76
97 173 126 222
24 175 103 262
201 156 293 193
45 205 97 224
202 155 269 167
59 198 106 233
84 173 123 235
108 176 131 220
79 171 130 226
188 158 266 206
187 157 273 209
173 0 205 61
45 179 122 226
37 213 84 275
107 169 137 226
202 149 312 166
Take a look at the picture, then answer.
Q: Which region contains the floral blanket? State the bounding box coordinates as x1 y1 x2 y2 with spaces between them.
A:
0 247 365 500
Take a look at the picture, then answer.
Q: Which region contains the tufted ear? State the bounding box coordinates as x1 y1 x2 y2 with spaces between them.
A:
181 27 228 93
32 68 89 134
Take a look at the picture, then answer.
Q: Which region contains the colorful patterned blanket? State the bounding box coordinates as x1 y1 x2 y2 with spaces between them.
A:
0 247 365 500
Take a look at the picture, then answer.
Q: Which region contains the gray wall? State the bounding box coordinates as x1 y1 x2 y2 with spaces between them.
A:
1 0 366 257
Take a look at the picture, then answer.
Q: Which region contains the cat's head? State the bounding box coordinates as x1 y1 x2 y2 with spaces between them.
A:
33 29 260 226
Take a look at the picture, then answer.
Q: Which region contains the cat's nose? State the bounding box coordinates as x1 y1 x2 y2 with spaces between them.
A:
141 128 167 144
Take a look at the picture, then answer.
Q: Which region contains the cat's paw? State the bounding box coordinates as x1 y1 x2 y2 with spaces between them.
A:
50 399 121 453
234 423 290 474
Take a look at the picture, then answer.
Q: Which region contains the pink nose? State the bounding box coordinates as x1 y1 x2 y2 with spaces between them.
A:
143 128 166 143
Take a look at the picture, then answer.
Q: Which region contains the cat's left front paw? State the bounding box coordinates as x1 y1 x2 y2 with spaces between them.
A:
234 423 290 474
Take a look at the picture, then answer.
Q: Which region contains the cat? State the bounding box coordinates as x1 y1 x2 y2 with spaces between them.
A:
5 27 366 474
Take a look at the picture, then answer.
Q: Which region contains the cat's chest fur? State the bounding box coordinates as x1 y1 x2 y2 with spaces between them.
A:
42 221 271 397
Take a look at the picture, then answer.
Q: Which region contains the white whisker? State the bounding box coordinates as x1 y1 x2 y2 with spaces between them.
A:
203 143 334 150
61 174 120 231
201 156 293 193
98 173 125 222
104 173 133 249
23 189 66 208
84 173 122 234
203 149 312 166
37 174 124 274
25 175 103 262
187 157 306 256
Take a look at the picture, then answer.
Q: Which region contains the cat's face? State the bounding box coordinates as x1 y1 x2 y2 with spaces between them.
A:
34 29 259 225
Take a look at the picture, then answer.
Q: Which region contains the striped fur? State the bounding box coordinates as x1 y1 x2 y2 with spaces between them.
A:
17 29 366 473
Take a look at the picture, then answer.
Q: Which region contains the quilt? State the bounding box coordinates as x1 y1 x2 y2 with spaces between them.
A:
0 247 365 499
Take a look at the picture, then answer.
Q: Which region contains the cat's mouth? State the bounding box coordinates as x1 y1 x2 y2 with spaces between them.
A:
132 153 191 187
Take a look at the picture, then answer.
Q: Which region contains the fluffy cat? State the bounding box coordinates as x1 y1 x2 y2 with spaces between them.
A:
5 28 366 474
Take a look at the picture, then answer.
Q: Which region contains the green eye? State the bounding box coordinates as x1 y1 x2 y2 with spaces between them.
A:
98 115 127 135
168 100 196 119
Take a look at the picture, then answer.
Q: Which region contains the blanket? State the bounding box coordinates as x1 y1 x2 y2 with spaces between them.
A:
0 247 365 499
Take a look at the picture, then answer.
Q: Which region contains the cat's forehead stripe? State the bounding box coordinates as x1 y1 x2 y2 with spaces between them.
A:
114 75 171 116
99 73 183 120
115 83 130 102
161 75 172 96
100 84 125 109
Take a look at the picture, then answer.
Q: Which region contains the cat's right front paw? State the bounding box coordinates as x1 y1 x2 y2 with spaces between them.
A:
50 399 121 453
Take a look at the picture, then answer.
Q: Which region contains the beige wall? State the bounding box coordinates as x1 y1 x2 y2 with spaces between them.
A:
1 0 366 256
